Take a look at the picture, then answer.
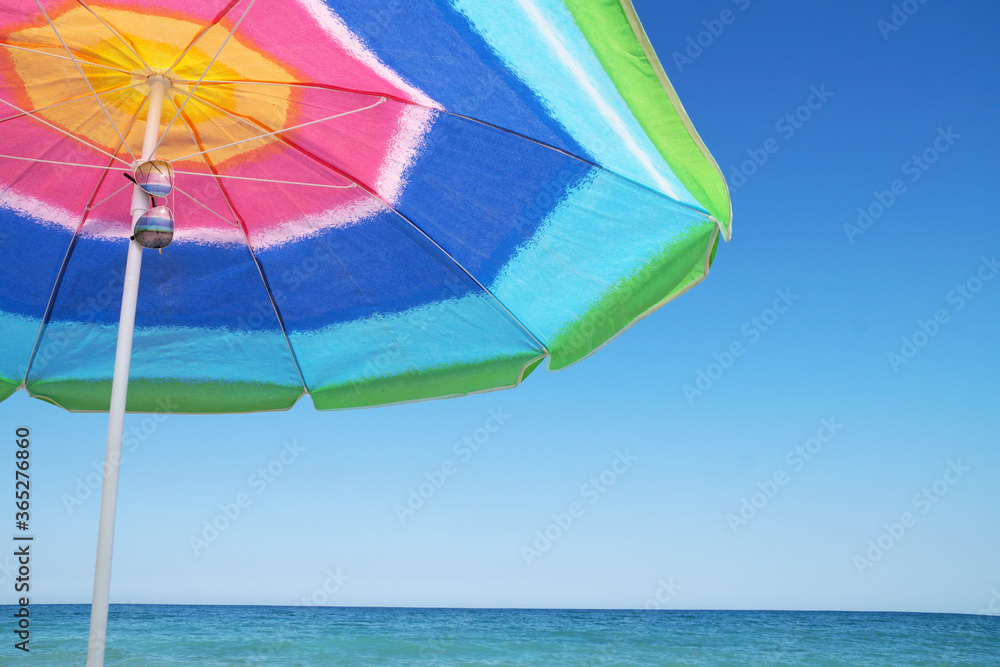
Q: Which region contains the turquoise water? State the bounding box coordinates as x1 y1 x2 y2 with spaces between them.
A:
4 606 999 665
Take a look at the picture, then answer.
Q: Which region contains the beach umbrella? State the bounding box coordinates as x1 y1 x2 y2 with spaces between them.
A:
0 0 731 663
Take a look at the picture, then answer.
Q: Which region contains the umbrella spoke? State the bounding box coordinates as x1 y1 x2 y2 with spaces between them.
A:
0 97 132 166
166 97 310 394
86 181 132 211
180 93 354 189
21 99 146 387
167 97 385 163
176 78 418 108
169 92 358 191
0 155 122 170
32 0 136 158
72 0 151 72
174 97 364 209
167 95 252 231
181 101 384 204
199 103 548 356
186 80 712 217
165 95 235 224
0 83 141 124
168 98 396 392
173 170 354 190
0 41 137 76
164 0 244 76
225 129 421 377
172 184 241 229
153 0 259 157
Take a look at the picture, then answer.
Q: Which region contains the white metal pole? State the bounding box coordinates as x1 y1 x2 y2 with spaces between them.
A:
86 76 168 667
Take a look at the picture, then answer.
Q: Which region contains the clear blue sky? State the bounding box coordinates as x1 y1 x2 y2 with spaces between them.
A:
2 0 998 613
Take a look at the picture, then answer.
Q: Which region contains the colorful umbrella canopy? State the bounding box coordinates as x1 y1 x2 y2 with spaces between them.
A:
1 0 730 416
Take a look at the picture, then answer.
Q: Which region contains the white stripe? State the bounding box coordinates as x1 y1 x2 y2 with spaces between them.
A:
296 0 440 110
513 0 675 196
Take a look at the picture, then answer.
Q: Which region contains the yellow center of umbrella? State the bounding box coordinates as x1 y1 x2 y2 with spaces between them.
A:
6 5 297 166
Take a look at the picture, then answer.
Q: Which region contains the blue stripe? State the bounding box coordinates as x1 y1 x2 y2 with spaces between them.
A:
329 0 591 161
397 111 593 285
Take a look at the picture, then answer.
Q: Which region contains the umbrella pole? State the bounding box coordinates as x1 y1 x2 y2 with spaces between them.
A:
86 76 168 667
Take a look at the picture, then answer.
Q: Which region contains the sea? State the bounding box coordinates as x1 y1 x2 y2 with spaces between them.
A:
3 606 999 665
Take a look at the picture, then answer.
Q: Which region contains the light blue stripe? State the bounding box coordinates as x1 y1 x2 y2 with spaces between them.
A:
490 169 710 343
450 0 701 208
27 322 301 386
0 311 38 386
291 294 541 390
15 297 541 391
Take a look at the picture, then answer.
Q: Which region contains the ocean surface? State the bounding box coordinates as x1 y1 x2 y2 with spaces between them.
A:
3 606 998 665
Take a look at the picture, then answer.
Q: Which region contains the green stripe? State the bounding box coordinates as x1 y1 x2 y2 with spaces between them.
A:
26 379 303 414
23 353 546 412
311 353 545 410
0 379 17 403
548 219 717 370
561 0 732 237
709 233 721 267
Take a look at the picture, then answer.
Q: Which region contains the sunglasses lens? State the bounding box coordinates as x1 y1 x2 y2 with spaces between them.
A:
134 160 174 198
134 205 174 249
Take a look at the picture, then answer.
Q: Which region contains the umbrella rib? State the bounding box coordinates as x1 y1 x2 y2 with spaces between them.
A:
451 112 714 219
167 98 386 163
0 83 141 124
195 79 714 220
383 207 549 355
172 185 241 228
303 230 424 374
170 101 311 394
187 79 712 218
173 170 355 190
21 100 146 389
210 112 549 355
175 78 423 108
171 101 418 389
177 93 356 191
0 155 119 170
33 0 135 157
152 0 258 157
167 96 481 354
228 129 423 376
0 155 355 191
73 0 151 71
166 98 243 230
86 181 132 211
164 0 242 75
0 41 137 75
0 97 132 166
